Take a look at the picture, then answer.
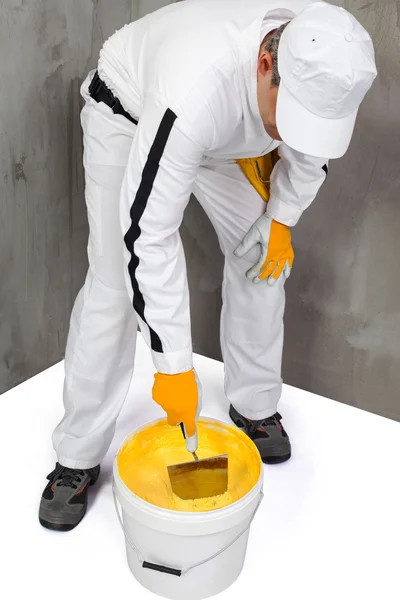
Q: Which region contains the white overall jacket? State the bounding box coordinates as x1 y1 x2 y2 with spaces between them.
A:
96 0 328 373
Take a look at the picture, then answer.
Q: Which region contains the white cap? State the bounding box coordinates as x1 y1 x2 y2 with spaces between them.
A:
276 1 377 158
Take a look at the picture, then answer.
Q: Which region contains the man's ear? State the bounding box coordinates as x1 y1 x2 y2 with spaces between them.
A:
258 51 274 77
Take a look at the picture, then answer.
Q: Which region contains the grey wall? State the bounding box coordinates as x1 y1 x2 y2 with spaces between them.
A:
0 0 132 394
2 0 398 423
182 0 400 421
132 0 175 20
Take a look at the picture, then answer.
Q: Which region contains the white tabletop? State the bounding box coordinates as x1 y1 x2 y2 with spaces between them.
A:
1 335 399 600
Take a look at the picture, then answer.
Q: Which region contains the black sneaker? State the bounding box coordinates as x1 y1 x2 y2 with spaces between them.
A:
230 405 291 464
39 463 100 532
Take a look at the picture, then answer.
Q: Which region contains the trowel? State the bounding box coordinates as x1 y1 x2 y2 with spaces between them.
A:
167 424 228 500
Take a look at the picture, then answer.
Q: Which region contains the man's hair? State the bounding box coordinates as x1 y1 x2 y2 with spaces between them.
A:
264 22 290 87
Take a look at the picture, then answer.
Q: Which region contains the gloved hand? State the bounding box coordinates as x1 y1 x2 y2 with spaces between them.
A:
234 214 294 285
152 369 202 453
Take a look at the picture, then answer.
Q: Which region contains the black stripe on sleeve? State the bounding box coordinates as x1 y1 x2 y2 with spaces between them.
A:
124 108 177 353
322 164 328 176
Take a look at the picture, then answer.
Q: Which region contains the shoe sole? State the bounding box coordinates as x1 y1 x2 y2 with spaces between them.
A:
262 452 291 465
230 414 291 465
39 515 83 532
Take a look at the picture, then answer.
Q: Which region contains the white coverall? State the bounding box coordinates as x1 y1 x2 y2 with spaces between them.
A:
53 0 328 469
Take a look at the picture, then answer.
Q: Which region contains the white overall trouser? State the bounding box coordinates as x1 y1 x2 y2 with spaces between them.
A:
52 75 285 469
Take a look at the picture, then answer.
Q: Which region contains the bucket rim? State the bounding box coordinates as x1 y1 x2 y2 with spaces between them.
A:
113 416 263 521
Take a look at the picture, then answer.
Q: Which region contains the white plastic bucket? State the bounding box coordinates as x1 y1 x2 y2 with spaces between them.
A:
113 418 263 600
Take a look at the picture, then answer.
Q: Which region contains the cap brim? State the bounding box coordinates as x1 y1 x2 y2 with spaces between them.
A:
276 81 358 159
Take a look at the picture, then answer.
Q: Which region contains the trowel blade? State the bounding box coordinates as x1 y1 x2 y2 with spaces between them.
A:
167 455 228 500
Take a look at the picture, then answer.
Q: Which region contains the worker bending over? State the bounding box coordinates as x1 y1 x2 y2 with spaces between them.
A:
39 0 377 531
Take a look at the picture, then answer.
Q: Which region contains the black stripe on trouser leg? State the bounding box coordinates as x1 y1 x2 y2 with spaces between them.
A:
124 108 177 353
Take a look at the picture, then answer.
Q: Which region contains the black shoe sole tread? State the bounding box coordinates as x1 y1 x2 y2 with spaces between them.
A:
39 516 84 532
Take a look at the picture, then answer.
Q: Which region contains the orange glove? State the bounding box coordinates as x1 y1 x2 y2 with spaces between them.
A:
234 214 294 285
152 369 201 451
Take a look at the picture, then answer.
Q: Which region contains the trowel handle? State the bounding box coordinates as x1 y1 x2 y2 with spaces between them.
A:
179 423 198 454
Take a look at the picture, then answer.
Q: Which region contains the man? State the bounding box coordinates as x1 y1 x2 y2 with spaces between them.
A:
39 0 377 531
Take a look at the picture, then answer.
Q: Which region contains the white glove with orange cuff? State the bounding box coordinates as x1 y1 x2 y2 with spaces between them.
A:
234 214 294 285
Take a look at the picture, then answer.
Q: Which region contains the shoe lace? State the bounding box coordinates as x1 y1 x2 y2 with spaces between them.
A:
47 463 96 489
249 412 282 434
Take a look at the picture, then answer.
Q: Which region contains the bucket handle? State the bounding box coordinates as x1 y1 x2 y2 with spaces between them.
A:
113 484 264 577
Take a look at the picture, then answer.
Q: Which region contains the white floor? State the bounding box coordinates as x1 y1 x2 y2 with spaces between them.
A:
1 335 399 600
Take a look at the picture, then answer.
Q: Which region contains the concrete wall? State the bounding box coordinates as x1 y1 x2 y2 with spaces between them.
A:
2 0 398 423
182 0 400 421
0 0 132 393
132 0 175 20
